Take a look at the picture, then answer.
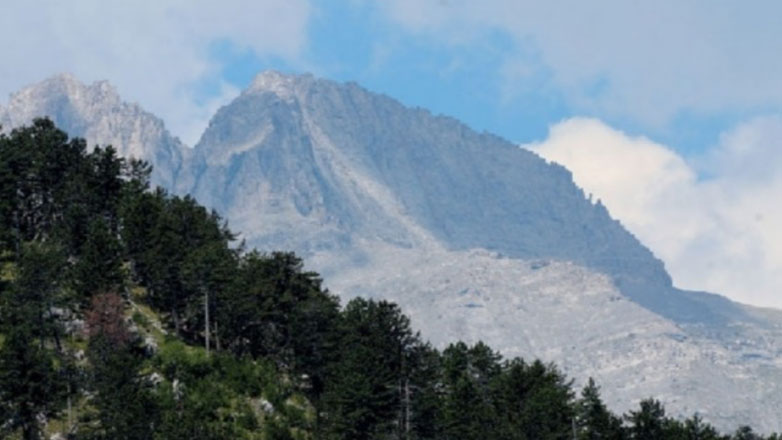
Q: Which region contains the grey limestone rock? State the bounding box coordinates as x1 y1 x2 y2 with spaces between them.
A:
0 74 187 189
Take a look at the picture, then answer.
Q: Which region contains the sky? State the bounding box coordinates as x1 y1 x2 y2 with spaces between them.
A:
1 1 780 308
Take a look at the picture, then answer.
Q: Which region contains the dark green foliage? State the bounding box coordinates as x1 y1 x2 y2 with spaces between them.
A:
438 342 501 440
321 298 419 440
0 323 67 440
681 415 723 440
80 293 156 440
71 217 125 304
0 120 127 259
577 378 625 440
83 334 156 440
0 119 86 251
655 414 727 440
181 238 238 353
406 343 444 439
85 146 124 229
6 242 69 342
494 358 575 440
627 398 668 440
0 244 72 440
120 187 236 341
733 426 762 440
153 347 250 440
218 251 340 400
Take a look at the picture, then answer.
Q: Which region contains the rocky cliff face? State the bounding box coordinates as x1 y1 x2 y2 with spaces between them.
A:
5 72 782 432
176 72 782 431
182 71 744 327
0 74 187 189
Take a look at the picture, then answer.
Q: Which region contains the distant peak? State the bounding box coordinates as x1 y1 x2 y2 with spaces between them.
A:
246 70 315 100
13 74 120 102
23 73 84 94
47 72 79 84
250 70 313 87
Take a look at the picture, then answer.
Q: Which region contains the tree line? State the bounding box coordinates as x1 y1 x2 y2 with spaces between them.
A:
0 119 776 439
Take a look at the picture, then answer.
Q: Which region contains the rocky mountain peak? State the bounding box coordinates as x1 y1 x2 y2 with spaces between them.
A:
246 70 316 102
0 75 185 189
23 72 85 93
3 74 120 126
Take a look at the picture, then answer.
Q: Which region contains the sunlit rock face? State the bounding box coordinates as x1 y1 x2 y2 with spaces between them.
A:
186 73 659 287
6 71 782 433
183 71 743 324
0 74 187 189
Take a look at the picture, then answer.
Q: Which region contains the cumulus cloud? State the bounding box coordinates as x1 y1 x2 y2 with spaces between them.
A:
0 0 312 144
525 117 782 308
380 0 782 128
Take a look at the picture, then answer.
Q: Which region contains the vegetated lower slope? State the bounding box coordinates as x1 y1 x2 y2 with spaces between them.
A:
5 73 782 432
1 119 777 440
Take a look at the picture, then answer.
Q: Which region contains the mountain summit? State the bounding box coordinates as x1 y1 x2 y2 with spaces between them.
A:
0 74 186 189
4 72 782 431
247 70 317 99
182 70 738 325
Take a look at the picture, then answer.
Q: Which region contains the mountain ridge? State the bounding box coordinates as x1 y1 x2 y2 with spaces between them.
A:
183 71 750 327
0 74 188 189
4 72 782 432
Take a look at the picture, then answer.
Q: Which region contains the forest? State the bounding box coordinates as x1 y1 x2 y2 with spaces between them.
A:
0 118 777 439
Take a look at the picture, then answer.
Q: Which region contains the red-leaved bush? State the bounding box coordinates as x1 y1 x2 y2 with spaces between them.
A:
85 292 131 347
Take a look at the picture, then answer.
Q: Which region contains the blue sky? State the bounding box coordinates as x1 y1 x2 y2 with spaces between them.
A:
1 1 781 307
204 4 571 148
200 1 782 158
3 1 780 154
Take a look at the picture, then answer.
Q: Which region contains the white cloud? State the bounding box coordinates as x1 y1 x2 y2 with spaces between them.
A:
525 117 782 308
0 0 312 145
380 0 782 128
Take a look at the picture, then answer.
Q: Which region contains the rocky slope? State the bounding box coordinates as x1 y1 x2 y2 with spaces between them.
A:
322 243 782 432
4 72 782 432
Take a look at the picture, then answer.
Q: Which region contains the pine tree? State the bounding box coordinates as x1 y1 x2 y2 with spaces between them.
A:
181 240 237 354
0 119 89 250
406 343 443 440
680 414 722 440
71 217 125 305
733 426 761 440
0 244 72 440
438 342 502 440
627 398 667 440
321 298 418 439
218 251 340 384
0 322 66 439
576 377 625 439
492 358 574 440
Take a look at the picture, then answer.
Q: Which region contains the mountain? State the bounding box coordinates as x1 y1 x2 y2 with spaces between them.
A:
178 72 782 431
181 72 749 327
0 73 187 189
4 72 782 432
